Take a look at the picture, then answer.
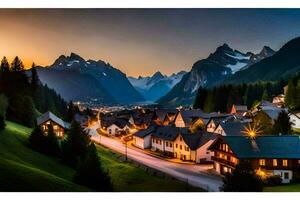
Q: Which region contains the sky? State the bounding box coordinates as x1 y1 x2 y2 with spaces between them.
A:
1 9 300 77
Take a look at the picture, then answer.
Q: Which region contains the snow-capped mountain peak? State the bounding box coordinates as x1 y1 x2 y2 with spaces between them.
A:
128 71 187 101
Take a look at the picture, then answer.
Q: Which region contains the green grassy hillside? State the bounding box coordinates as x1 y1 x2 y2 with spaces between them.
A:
0 121 203 192
0 121 89 192
264 184 300 192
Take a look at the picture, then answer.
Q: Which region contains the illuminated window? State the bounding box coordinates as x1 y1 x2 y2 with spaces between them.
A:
298 160 300 165
259 159 265 166
225 144 228 152
283 160 288 167
273 159 277 166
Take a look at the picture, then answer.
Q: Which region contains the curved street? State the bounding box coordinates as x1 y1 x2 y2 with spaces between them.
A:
87 124 223 191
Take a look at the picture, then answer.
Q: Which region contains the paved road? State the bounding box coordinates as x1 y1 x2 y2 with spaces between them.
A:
87 124 223 191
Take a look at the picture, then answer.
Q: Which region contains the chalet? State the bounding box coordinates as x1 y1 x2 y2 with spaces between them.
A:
106 118 131 136
133 126 156 149
214 121 248 136
230 104 248 115
173 131 218 163
209 136 300 183
129 110 155 129
174 109 212 127
289 113 300 129
153 109 178 126
151 126 185 155
37 111 70 138
134 125 218 163
206 115 233 133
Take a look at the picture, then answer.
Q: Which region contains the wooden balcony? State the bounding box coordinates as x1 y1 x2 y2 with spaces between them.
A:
211 156 237 167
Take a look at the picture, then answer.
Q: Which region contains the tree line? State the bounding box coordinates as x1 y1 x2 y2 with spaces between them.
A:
0 56 67 129
193 80 286 113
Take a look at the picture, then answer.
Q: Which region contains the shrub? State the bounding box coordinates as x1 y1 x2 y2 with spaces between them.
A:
264 175 282 186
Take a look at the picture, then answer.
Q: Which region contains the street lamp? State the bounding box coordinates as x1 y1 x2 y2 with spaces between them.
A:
123 137 131 162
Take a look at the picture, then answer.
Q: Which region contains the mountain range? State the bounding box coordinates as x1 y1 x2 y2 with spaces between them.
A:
128 71 186 102
33 36 300 107
35 53 145 104
157 44 276 106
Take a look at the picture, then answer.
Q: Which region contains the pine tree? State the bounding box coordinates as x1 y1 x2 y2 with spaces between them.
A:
62 120 90 167
221 160 263 192
74 143 113 191
261 89 269 101
0 56 10 73
193 87 207 109
252 111 273 135
285 80 297 110
10 56 24 72
30 63 41 109
273 111 292 135
67 101 75 122
45 124 61 156
29 126 46 152
0 115 5 131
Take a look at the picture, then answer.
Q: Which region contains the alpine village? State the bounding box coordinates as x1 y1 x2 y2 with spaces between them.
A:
4 35 300 192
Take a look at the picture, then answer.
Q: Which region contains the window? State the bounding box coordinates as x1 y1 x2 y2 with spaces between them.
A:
180 145 182 150
273 159 278 166
180 137 182 141
176 144 178 148
283 160 288 167
259 159 265 166
166 142 168 147
186 146 190 152
170 143 173 147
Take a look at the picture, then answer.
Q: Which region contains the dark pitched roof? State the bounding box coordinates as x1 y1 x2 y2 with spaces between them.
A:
36 111 70 129
134 126 156 138
112 118 131 129
262 109 286 121
207 115 233 126
152 126 189 141
181 131 218 150
131 111 155 125
179 109 229 126
155 109 178 122
218 121 248 136
221 136 300 159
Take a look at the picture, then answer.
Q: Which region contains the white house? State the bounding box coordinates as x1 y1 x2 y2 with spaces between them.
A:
133 126 155 149
106 119 131 136
150 126 182 155
173 131 218 163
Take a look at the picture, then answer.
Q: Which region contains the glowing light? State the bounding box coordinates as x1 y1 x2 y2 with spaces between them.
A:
242 123 262 139
256 168 267 179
